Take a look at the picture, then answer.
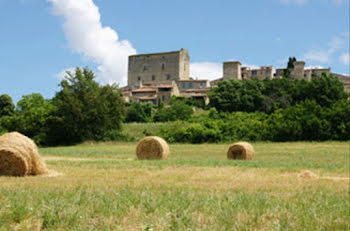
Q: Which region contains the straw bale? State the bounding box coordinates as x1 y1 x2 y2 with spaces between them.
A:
0 132 48 176
136 136 170 160
227 142 254 160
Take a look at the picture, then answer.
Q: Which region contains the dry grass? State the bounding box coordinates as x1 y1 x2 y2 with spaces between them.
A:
0 142 349 230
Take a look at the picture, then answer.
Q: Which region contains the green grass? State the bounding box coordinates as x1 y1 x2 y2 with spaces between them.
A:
0 142 349 230
121 122 164 141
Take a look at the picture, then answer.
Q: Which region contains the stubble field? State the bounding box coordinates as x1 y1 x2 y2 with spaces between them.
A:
0 142 349 230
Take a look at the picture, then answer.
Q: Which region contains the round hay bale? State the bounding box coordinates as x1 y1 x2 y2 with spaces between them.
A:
0 147 29 176
136 136 170 160
0 132 48 176
227 142 254 160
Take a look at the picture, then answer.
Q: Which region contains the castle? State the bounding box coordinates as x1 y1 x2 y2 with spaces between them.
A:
123 49 350 105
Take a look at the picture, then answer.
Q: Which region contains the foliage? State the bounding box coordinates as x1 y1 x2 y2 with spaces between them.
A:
154 101 193 122
46 67 125 145
0 94 15 118
210 74 347 113
160 99 350 143
0 93 55 145
125 102 152 123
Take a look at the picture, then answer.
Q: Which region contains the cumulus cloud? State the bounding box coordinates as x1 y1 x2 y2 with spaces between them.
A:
339 53 350 65
47 0 136 86
56 67 76 80
303 50 330 63
302 34 349 64
190 62 222 80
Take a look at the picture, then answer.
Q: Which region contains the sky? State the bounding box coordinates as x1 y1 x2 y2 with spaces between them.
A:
0 0 349 103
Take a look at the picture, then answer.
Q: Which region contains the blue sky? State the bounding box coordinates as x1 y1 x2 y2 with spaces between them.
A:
0 0 349 103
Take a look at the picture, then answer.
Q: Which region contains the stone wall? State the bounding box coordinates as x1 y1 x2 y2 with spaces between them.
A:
127 49 189 88
223 61 242 80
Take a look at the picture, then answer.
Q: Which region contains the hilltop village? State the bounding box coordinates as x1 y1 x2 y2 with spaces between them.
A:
123 49 350 105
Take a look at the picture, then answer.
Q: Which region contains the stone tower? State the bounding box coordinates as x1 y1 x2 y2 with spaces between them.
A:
291 61 305 79
127 49 190 88
223 61 242 80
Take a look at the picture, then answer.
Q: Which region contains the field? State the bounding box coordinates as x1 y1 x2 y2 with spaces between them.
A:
0 142 349 230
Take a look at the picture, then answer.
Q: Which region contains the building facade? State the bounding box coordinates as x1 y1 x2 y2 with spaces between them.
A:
127 48 190 88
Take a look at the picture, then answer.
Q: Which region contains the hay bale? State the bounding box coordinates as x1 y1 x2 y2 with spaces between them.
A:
0 132 48 176
298 170 318 179
227 142 254 160
136 136 170 160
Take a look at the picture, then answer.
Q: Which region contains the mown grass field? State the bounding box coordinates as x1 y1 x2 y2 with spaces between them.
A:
0 142 349 230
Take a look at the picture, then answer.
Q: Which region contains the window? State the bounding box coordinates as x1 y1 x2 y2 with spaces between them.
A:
152 75 155 81
167 74 171 80
265 71 271 77
162 95 165 101
199 82 205 88
143 65 148 71
252 71 257 76
137 76 141 81
162 63 165 70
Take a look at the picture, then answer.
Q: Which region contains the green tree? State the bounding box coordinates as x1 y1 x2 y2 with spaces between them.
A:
0 93 55 145
154 101 193 122
209 79 265 112
46 67 125 145
0 94 15 118
283 57 297 78
125 102 152 122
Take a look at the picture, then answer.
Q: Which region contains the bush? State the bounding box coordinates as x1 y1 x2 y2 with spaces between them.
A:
125 103 152 123
154 101 193 122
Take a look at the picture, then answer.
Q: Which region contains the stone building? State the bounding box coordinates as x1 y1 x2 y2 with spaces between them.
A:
212 62 274 85
125 49 210 105
125 49 350 105
127 48 190 88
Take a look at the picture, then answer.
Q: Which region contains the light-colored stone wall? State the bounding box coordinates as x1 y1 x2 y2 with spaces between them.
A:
223 61 242 80
242 66 273 80
176 80 209 91
291 61 305 79
127 49 189 88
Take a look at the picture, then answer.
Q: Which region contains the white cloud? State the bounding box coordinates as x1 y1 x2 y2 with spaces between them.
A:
190 62 222 80
56 67 76 80
190 62 261 80
302 34 348 64
303 50 330 63
47 0 136 86
305 65 325 69
339 53 350 65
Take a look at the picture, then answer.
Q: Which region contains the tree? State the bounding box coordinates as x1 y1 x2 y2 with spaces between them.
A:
125 102 152 122
0 94 15 118
46 67 125 145
283 57 297 78
209 79 265 113
154 101 193 122
0 93 55 145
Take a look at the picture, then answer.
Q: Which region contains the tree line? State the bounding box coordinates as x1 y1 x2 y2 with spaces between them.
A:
0 68 349 145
